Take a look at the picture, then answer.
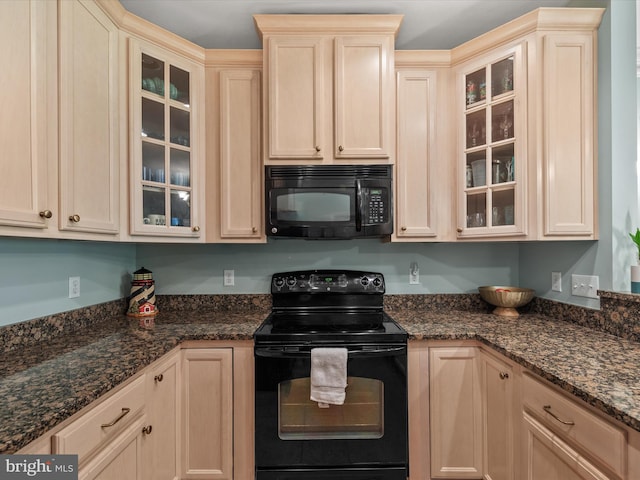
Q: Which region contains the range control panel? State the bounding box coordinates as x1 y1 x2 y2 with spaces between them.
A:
271 270 385 294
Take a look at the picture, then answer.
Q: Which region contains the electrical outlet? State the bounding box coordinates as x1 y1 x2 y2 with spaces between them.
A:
223 270 235 287
571 274 599 299
69 276 80 298
409 262 419 285
551 272 562 292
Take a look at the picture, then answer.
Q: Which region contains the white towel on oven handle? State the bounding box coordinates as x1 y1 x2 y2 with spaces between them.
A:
310 347 348 406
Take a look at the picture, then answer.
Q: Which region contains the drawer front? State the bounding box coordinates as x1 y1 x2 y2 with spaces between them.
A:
53 375 146 461
522 373 626 477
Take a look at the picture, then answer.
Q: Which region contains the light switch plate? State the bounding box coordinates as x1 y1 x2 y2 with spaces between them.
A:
571 274 599 299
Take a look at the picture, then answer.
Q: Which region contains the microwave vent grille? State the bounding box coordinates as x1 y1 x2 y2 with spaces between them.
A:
267 165 391 178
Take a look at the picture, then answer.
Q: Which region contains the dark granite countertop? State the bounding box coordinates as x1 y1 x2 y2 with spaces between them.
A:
3 303 640 454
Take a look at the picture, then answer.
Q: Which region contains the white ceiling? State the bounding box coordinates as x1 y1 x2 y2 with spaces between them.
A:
119 0 574 50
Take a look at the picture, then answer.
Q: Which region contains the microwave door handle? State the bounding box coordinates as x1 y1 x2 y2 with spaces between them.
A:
355 179 363 231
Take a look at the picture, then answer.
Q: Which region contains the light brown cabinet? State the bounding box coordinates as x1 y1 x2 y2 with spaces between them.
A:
205 51 265 242
53 375 148 479
453 8 603 241
128 37 204 239
255 15 401 164
394 52 455 241
481 350 517 480
429 345 483 478
181 348 234 480
0 0 54 232
143 349 180 480
0 0 120 240
58 0 120 236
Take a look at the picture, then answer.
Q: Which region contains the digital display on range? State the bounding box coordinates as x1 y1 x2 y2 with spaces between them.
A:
309 274 348 288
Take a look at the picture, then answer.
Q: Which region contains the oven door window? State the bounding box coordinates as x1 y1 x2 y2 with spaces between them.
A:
278 376 383 440
272 189 353 223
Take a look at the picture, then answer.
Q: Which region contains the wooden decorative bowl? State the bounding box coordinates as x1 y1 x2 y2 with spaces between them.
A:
478 286 535 317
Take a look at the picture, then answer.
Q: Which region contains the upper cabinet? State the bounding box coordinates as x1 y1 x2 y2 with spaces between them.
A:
456 43 527 239
58 0 120 236
254 15 402 164
128 38 205 239
0 0 54 232
453 8 603 241
394 52 455 242
205 50 266 243
0 0 121 240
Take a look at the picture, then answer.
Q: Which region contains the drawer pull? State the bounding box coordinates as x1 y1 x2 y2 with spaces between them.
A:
154 374 163 383
142 425 153 435
101 407 131 428
543 405 575 426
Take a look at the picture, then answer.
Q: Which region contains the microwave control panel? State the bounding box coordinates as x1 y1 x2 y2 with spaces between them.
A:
363 188 388 224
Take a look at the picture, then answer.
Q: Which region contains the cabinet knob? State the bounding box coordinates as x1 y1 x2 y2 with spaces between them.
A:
401 226 407 231
154 374 163 383
252 227 257 233
39 210 52 219
192 225 200 232
69 214 81 223
499 372 510 380
457 227 463 233
338 145 344 152
142 425 153 435
315 146 321 153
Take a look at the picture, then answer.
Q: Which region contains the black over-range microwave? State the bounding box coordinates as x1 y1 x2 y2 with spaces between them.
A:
265 164 393 239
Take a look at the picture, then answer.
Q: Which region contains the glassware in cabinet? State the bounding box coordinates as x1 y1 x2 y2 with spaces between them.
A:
460 49 523 236
131 41 201 237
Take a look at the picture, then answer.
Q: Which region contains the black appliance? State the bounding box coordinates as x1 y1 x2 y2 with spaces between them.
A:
254 270 408 480
265 165 393 239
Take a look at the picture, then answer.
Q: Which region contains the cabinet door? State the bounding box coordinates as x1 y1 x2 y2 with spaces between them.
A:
334 36 393 159
430 346 483 478
522 412 609 480
129 39 204 238
219 68 264 240
541 33 596 238
266 36 325 160
80 414 147 480
0 0 52 229
395 69 438 239
58 0 119 235
457 43 527 239
181 348 233 480
482 352 515 480
144 350 180 480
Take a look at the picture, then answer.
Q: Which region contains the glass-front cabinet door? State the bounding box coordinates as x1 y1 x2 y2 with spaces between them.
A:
458 44 526 238
129 39 203 238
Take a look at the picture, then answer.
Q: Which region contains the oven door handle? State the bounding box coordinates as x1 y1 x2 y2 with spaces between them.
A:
255 345 406 358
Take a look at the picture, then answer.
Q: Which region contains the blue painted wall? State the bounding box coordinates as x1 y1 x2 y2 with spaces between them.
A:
0 238 136 326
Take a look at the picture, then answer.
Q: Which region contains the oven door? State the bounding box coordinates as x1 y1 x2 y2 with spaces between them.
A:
254 344 407 471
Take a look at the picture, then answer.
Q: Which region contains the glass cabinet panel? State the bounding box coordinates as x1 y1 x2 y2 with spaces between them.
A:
133 42 198 236
461 50 522 235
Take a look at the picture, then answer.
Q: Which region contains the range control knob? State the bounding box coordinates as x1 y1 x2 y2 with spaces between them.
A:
274 277 285 288
372 277 383 287
286 277 297 287
360 276 370 286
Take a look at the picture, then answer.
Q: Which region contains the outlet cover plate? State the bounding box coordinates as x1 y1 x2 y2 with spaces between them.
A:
69 276 80 298
551 272 562 292
223 270 234 286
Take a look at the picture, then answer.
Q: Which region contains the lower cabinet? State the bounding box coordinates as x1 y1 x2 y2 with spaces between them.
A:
50 342 254 480
180 348 234 480
144 348 181 480
429 345 483 478
52 375 148 479
522 412 609 480
481 350 516 480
